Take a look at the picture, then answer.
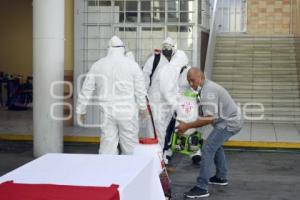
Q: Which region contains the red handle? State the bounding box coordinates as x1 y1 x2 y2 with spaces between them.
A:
146 96 158 140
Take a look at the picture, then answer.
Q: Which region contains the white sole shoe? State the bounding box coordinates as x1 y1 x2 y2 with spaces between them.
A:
208 181 228 186
184 193 210 198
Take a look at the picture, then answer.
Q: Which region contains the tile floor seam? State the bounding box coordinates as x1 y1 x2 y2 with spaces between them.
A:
273 123 278 142
297 127 300 136
250 121 253 142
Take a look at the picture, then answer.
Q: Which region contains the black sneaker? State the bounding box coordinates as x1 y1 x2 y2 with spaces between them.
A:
183 186 209 198
209 176 228 186
191 155 201 165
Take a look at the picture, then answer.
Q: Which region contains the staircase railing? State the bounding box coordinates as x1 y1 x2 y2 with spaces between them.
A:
204 0 220 79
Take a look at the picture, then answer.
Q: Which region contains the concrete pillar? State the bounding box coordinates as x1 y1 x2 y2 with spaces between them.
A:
33 0 65 157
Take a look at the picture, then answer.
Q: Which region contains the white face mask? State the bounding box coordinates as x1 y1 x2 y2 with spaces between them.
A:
190 86 202 92
197 86 202 92
197 78 206 92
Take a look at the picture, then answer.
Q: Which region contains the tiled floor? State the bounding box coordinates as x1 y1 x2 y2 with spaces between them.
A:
1 108 300 143
0 109 99 137
251 123 277 142
230 122 300 143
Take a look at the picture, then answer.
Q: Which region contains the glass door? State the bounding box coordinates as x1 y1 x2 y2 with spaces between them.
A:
217 0 247 33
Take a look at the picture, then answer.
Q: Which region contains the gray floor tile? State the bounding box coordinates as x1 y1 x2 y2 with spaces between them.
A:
63 126 100 137
230 123 251 141
274 124 300 142
251 123 276 142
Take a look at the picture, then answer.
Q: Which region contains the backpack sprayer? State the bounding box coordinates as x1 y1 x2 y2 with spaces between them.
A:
170 90 204 161
171 131 203 155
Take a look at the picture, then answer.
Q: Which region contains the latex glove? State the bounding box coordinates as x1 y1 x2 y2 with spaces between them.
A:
77 114 86 125
139 109 149 119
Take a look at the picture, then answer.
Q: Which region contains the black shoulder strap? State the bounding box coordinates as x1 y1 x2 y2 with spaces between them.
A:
180 66 187 74
149 51 161 86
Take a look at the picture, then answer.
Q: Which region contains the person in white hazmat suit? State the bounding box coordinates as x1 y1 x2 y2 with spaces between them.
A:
76 36 147 155
160 52 203 165
143 37 189 154
141 45 169 141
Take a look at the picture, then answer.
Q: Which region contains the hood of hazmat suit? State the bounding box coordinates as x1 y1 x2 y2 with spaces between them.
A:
108 35 124 47
162 37 177 59
162 37 176 48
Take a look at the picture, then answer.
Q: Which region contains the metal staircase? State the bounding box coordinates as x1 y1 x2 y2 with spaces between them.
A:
212 35 300 124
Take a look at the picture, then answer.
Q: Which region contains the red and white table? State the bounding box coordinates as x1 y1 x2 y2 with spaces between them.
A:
0 153 165 200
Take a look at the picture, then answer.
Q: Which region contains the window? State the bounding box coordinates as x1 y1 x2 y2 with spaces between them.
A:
180 0 195 23
217 0 247 32
80 0 199 66
167 0 178 11
141 0 151 22
125 1 138 23
114 1 125 23
88 0 111 6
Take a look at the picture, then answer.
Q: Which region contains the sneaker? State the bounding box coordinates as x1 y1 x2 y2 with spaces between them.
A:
183 186 209 198
190 149 202 165
191 155 201 165
209 176 228 186
164 148 173 159
163 149 173 165
163 155 169 165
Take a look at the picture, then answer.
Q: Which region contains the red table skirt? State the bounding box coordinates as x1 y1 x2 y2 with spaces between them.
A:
0 181 120 200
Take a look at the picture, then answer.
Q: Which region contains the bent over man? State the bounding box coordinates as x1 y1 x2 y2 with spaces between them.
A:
177 68 243 198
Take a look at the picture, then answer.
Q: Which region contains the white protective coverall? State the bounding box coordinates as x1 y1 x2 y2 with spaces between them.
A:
125 51 135 61
148 49 189 147
178 65 192 93
143 50 169 92
76 36 147 155
141 50 169 139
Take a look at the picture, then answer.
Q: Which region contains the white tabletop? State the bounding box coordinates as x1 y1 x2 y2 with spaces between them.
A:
0 153 165 200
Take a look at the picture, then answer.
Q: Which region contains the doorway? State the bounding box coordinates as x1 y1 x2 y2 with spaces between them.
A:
217 0 247 33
